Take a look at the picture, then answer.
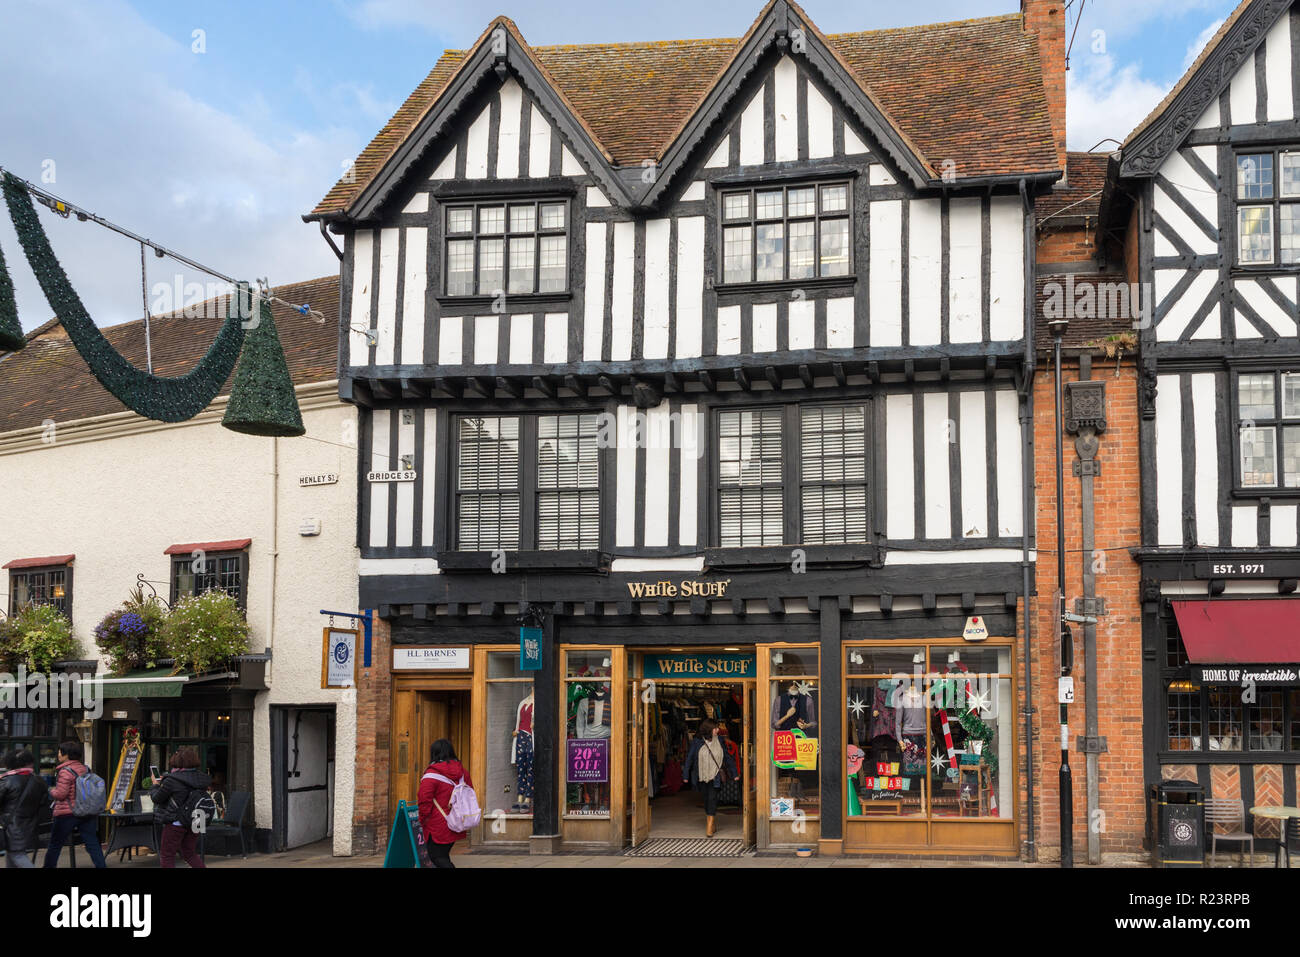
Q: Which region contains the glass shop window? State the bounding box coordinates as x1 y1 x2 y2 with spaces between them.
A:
565 650 612 817
485 652 534 818
769 648 820 818
846 644 1012 821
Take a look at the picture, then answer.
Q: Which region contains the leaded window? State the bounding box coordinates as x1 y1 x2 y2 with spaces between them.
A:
1237 371 1300 488
445 199 568 295
1236 151 1300 265
171 552 245 608
719 182 851 284
8 566 70 617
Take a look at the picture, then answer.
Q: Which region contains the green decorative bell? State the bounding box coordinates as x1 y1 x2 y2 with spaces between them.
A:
221 287 305 437
0 238 26 352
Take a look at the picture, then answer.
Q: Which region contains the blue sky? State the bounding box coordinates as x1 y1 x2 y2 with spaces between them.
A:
0 0 1241 329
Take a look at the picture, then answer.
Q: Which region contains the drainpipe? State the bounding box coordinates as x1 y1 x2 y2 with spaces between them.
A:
1019 177 1037 862
265 435 279 682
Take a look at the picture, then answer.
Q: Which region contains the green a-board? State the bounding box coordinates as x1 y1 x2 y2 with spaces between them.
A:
382 800 430 868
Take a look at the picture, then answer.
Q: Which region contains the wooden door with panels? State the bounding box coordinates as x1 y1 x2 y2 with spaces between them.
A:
629 675 651 847
390 679 471 822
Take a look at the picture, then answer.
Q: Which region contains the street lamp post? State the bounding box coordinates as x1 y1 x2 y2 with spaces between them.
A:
1050 318 1072 868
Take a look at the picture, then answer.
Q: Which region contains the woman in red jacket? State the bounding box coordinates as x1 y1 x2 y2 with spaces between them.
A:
416 739 473 869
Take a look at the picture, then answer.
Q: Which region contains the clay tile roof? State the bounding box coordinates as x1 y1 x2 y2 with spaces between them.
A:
311 10 1059 218
1034 273 1137 351
1123 0 1252 148
164 539 252 555
2 554 75 569
1036 152 1112 222
0 275 340 435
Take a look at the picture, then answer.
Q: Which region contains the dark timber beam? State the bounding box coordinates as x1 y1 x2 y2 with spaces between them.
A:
904 359 916 384
370 379 399 401
432 378 463 398
939 358 951 382
597 374 620 396
466 376 493 398
496 377 523 399
734 368 751 391
698 369 715 391
564 374 588 397
533 376 557 398
664 370 681 393
631 378 662 409
764 366 782 390
832 362 846 387
985 356 998 380
798 364 814 389
399 378 425 400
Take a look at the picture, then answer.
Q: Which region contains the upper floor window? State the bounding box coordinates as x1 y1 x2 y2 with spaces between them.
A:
717 402 868 548
170 549 247 610
6 560 72 617
1236 151 1300 265
1237 371 1300 488
455 412 600 551
719 182 851 284
444 200 568 296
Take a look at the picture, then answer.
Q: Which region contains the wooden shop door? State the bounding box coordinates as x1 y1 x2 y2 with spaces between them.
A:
629 677 651 847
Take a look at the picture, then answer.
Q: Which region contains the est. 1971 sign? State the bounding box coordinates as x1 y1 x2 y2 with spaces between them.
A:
1194 559 1300 579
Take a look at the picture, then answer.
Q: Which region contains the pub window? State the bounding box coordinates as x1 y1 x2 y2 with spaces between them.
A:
0 710 78 779
1207 688 1243 751
564 650 612 818
444 200 568 296
455 412 600 551
717 402 870 548
1236 151 1300 265
7 564 71 617
719 181 851 284
171 551 246 610
1237 371 1300 488
1165 681 1202 751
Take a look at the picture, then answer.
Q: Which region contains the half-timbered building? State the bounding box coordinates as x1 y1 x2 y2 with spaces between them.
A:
309 0 1068 857
1119 0 1300 847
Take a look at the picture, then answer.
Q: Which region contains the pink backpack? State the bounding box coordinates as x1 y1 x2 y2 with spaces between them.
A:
423 772 482 832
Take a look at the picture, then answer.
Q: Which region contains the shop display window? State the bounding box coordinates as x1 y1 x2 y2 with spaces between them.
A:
769 647 820 818
565 650 612 816
846 643 1012 820
485 652 534 817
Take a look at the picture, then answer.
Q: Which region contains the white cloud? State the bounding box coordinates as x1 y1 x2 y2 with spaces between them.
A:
0 0 345 331
1184 17 1226 69
1066 52 1172 150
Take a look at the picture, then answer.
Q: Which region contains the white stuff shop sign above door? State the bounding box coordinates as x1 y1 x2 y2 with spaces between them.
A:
393 647 470 671
368 469 417 483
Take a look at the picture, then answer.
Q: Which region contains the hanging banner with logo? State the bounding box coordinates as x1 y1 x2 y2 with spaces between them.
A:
520 626 543 671
322 627 358 689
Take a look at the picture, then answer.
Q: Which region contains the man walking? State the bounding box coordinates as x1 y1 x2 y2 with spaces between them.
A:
43 741 107 868
0 750 47 867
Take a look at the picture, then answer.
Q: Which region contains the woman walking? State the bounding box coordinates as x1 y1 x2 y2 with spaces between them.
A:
684 720 738 837
416 739 474 868
149 747 210 868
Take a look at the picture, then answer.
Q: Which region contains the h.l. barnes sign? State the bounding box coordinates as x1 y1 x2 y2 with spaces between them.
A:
626 578 731 599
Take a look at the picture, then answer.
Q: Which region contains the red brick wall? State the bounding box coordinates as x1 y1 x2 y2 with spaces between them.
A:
1038 227 1098 266
1022 0 1067 168
351 616 393 855
1030 359 1145 859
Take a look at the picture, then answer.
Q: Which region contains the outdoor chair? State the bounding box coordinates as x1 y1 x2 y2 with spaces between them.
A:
201 789 250 858
1205 798 1254 865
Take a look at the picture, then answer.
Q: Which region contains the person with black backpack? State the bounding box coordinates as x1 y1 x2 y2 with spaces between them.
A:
43 741 107 868
149 747 213 868
0 750 48 867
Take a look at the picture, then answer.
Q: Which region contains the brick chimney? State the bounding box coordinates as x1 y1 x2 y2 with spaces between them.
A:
1023 0 1066 170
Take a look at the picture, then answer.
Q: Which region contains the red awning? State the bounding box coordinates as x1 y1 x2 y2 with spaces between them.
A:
164 539 251 555
2 554 74 569
1172 599 1300 664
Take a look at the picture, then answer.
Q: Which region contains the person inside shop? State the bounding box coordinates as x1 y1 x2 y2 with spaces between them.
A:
683 719 738 838
0 749 47 868
417 739 474 869
1254 715 1284 751
150 747 211 869
43 741 107 869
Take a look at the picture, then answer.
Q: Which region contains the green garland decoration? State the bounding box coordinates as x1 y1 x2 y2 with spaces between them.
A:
0 230 23 352
957 708 997 774
2 172 245 422
221 291 305 437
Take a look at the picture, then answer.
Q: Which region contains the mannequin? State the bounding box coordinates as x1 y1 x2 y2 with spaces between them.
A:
511 691 535 811
575 684 612 739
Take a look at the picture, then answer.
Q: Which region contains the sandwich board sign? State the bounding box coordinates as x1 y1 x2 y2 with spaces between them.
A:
382 799 430 868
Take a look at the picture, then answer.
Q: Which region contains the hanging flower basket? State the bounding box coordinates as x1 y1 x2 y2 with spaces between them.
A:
0 603 78 672
93 587 167 676
159 590 251 675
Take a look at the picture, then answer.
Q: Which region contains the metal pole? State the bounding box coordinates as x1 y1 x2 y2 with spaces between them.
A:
1052 319 1072 868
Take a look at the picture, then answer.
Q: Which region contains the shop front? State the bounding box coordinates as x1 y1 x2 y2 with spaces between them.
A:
372 576 1023 858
